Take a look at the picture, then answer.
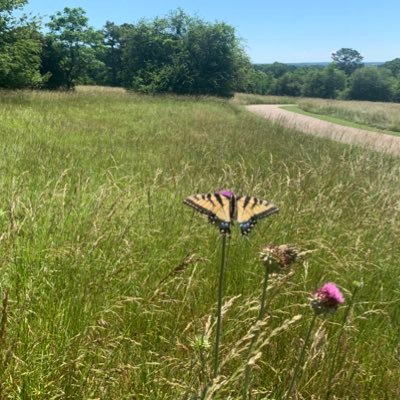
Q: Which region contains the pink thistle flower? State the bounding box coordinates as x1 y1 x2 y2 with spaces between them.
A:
219 189 234 198
311 282 345 315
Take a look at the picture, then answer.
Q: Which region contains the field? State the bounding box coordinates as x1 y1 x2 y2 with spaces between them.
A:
235 93 400 134
280 105 400 136
0 87 400 399
297 99 400 133
232 93 297 105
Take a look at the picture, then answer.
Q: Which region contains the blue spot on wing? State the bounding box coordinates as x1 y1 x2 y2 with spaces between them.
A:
239 219 257 235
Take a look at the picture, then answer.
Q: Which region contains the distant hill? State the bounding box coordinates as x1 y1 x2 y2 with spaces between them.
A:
254 62 384 68
288 62 384 67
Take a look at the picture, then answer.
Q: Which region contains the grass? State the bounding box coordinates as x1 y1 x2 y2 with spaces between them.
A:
235 93 400 136
0 86 399 399
232 93 297 105
297 98 400 133
280 105 400 136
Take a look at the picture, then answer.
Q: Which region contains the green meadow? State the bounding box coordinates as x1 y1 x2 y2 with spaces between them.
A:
296 98 400 133
235 93 400 135
0 87 399 399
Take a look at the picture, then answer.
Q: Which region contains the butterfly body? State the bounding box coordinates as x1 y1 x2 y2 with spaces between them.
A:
184 192 278 235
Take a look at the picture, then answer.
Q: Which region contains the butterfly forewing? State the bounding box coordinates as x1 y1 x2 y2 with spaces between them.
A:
183 193 232 234
235 196 278 235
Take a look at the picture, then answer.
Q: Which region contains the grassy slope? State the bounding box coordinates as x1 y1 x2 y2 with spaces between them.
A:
0 88 399 399
232 93 297 105
296 98 400 133
280 105 400 136
235 93 400 135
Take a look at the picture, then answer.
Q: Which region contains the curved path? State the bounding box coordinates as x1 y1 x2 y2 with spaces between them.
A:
246 104 400 156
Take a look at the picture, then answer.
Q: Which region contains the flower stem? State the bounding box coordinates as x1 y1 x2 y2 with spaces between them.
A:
325 285 359 400
213 234 228 378
258 265 270 320
285 313 317 400
242 266 270 400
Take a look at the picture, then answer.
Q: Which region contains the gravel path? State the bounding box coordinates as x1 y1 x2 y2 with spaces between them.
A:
246 104 400 156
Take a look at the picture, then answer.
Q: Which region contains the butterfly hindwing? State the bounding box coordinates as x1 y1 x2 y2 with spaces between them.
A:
235 195 278 235
183 193 232 234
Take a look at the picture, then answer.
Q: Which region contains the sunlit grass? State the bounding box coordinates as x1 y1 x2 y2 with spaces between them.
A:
234 92 400 135
232 92 297 105
280 105 400 136
297 98 400 132
0 88 399 399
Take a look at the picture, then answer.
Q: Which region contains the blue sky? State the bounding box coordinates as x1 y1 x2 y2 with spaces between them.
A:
21 0 400 63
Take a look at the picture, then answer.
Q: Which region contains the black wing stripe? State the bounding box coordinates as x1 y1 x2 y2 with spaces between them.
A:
207 193 216 206
183 198 214 216
243 196 251 209
255 207 279 219
214 193 224 207
183 195 231 222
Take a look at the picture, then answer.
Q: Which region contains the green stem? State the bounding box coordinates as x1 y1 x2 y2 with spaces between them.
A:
258 266 270 320
285 313 317 400
147 189 152 224
213 234 228 378
325 286 359 400
242 266 270 400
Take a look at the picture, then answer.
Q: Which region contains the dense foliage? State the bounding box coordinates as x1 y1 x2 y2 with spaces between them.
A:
0 0 42 87
331 47 364 75
246 59 400 102
2 2 400 101
7 5 248 96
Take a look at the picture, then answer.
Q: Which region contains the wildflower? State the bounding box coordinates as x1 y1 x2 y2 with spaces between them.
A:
260 244 303 273
311 282 345 315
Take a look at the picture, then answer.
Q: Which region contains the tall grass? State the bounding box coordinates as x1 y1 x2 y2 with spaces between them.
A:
232 93 297 105
0 87 399 398
297 98 400 132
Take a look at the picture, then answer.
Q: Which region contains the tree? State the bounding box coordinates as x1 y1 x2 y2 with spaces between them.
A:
382 58 400 77
348 67 394 101
332 48 363 75
175 18 248 96
239 68 272 95
0 0 43 88
302 65 346 98
269 71 304 96
0 0 26 31
102 21 123 86
119 9 248 96
254 62 297 78
44 7 104 89
119 17 178 91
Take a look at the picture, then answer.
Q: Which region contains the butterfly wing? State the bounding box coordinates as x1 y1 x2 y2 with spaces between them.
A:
235 195 278 235
183 193 232 234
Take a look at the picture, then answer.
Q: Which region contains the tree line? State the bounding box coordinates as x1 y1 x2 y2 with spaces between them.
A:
2 1 400 101
245 50 400 102
1 2 248 96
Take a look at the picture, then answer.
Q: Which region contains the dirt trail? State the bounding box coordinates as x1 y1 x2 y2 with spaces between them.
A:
246 104 400 156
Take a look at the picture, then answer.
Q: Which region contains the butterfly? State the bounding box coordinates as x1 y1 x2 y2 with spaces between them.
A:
183 191 278 235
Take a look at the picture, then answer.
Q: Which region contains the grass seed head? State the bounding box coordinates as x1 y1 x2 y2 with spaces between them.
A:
192 334 211 351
